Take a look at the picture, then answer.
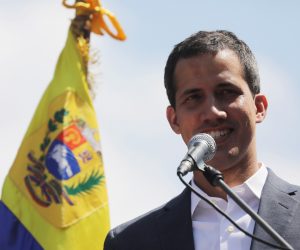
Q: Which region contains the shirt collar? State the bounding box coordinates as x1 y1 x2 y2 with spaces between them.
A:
191 163 268 216
239 163 268 199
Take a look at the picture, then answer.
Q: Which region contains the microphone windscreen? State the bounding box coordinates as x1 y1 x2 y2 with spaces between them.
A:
187 133 216 162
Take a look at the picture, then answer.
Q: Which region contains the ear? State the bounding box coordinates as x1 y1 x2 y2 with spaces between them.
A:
254 94 268 123
166 106 181 134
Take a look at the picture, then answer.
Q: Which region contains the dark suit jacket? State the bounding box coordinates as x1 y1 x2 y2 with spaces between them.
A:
104 169 300 250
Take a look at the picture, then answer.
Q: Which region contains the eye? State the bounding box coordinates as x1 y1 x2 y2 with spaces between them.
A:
216 88 240 99
220 89 234 95
183 93 203 104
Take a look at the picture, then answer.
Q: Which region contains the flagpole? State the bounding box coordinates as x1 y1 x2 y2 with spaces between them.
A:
63 0 126 93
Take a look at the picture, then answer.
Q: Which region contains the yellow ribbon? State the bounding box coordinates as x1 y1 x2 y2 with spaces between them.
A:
63 0 126 41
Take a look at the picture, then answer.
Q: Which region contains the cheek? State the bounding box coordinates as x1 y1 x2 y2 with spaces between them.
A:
230 96 256 120
237 95 246 106
229 97 257 139
233 95 253 110
176 113 199 143
228 147 240 157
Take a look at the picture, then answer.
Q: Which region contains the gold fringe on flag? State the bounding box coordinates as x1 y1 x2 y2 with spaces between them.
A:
63 0 126 97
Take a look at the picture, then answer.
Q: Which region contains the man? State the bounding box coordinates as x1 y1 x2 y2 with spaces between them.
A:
104 30 300 250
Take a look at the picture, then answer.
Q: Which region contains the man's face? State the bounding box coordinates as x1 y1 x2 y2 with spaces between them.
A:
166 49 267 172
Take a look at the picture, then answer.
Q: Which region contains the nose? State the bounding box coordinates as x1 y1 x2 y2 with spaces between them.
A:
201 97 227 123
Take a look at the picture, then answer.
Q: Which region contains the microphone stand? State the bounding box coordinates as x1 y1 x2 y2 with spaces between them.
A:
202 165 294 250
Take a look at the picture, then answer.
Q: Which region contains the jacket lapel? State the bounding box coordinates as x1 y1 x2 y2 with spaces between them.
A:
156 188 194 250
153 170 298 250
251 169 299 250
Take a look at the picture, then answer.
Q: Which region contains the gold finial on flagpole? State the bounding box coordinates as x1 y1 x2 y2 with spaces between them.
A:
63 0 126 41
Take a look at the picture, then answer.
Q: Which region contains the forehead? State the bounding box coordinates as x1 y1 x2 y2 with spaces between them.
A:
174 49 245 91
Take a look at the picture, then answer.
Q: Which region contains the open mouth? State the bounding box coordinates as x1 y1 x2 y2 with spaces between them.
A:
205 129 233 141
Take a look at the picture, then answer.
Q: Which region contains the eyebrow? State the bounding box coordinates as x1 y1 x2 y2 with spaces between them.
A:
180 88 203 97
180 82 235 95
217 82 236 88
177 81 240 99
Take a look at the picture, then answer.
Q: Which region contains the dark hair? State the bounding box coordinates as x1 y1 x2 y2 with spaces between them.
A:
164 30 260 107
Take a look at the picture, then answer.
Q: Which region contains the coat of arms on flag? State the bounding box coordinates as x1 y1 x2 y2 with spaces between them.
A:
12 89 107 228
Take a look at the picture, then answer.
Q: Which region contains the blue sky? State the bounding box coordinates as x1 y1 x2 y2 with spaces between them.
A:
0 1 299 227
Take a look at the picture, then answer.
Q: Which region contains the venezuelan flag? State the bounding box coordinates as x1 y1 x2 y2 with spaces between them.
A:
0 28 110 249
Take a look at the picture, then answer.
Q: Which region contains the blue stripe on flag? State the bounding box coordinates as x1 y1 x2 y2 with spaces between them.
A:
0 201 43 250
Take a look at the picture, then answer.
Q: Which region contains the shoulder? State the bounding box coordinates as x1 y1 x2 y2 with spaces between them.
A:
106 204 165 242
265 168 300 201
252 168 300 249
104 188 190 250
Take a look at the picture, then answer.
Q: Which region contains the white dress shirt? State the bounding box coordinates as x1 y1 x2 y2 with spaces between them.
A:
191 165 268 250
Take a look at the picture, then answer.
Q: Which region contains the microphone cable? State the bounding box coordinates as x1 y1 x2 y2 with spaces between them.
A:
177 168 294 250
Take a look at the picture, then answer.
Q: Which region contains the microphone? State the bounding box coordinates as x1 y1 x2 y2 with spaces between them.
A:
177 133 216 176
176 134 294 250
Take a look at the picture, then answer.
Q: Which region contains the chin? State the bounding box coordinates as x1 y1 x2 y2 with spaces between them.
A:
207 150 238 171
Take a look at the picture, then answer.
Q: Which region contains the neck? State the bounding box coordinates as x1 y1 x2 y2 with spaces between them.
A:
193 161 261 200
